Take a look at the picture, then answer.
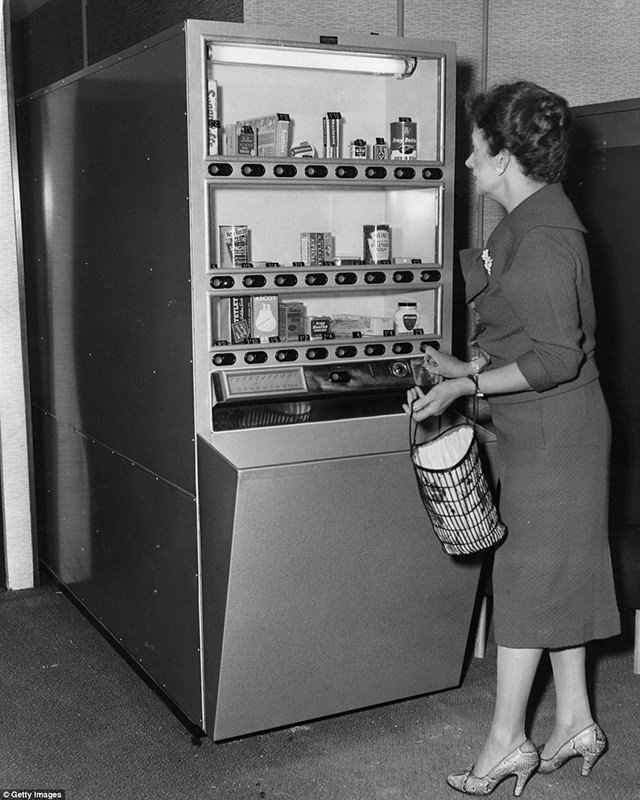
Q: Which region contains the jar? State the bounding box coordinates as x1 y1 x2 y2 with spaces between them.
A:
394 302 418 334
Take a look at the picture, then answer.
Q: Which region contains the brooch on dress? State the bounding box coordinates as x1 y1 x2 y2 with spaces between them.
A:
481 248 493 275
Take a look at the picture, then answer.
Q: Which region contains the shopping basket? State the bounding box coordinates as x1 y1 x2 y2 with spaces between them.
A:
410 402 506 555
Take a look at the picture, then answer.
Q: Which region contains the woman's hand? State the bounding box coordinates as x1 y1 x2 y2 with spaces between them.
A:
403 379 471 421
421 346 470 380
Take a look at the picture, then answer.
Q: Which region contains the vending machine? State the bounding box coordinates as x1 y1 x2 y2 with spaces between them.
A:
18 20 486 740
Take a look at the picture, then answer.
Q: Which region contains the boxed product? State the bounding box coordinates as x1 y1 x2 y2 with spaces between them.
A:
251 295 279 341
300 232 334 266
206 79 219 156
235 113 291 157
306 316 332 339
237 125 257 156
322 112 342 158
217 296 252 344
278 300 306 340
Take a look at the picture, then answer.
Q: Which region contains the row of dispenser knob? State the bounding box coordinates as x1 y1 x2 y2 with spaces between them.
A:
208 162 443 181
210 269 441 290
212 339 440 366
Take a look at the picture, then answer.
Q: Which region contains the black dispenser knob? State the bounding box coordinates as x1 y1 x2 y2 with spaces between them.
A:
305 164 328 178
275 349 299 362
212 352 236 366
208 162 233 177
244 351 268 364
305 273 328 286
420 270 441 282
365 166 387 179
329 370 351 383
274 273 298 287
242 274 267 288
394 166 416 180
336 345 358 358
335 272 357 285
392 270 415 283
241 163 266 177
306 347 328 360
364 343 386 356
335 165 358 178
273 164 297 177
392 342 414 355
422 167 443 180
210 274 235 289
364 271 386 284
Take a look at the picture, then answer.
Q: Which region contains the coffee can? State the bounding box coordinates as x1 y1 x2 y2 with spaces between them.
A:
219 225 249 267
363 224 391 264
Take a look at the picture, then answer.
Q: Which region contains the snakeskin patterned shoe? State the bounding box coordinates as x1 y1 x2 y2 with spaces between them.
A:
538 722 607 776
446 739 540 796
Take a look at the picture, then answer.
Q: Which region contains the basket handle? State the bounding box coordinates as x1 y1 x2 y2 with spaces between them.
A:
410 392 479 450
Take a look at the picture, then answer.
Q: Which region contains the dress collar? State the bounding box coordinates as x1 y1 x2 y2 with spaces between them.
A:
460 183 586 303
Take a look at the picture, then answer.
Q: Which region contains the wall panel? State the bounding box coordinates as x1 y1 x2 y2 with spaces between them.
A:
243 0 395 36
487 0 640 106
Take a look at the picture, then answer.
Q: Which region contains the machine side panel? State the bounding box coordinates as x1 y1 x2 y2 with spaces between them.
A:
33 408 204 725
17 32 196 493
197 437 240 733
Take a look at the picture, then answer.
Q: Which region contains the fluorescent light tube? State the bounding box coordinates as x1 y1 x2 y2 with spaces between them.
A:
208 43 416 77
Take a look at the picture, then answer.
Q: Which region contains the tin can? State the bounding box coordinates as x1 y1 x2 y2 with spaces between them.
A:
219 225 249 267
390 117 417 160
363 224 391 264
373 137 389 160
349 139 368 159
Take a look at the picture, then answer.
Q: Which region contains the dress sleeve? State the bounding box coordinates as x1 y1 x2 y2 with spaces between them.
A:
500 227 585 391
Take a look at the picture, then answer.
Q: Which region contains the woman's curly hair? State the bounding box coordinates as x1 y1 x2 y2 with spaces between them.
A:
468 81 573 183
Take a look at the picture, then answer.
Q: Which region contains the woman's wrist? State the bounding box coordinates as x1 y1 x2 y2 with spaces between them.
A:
452 376 477 397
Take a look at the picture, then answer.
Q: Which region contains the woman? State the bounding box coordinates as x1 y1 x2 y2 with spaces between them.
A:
405 82 620 796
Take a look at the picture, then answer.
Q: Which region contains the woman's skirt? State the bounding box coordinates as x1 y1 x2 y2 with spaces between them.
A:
489 379 621 648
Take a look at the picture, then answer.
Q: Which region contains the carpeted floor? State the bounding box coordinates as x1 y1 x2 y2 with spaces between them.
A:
0 582 638 800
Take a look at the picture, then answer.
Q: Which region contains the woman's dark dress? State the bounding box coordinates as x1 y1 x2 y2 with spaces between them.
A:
461 183 620 648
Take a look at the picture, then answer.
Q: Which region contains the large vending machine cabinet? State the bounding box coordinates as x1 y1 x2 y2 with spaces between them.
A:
17 20 485 740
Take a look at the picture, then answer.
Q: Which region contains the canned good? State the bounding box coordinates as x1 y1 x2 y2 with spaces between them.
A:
349 139 368 159
363 224 391 264
219 225 249 267
390 117 417 160
373 137 389 160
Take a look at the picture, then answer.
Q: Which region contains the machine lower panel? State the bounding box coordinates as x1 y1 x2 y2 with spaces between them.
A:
198 436 483 740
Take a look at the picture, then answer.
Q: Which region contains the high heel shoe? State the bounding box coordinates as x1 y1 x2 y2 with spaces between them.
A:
446 739 540 797
538 722 607 776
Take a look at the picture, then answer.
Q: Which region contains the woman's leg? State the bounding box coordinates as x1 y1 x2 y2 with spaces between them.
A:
472 645 543 776
540 646 594 757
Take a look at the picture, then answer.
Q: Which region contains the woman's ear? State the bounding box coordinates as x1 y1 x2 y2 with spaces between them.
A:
495 150 510 175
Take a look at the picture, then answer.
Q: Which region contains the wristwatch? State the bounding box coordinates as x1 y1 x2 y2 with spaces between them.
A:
466 373 485 397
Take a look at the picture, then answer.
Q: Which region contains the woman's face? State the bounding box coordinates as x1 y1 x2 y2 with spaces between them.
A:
465 126 502 199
